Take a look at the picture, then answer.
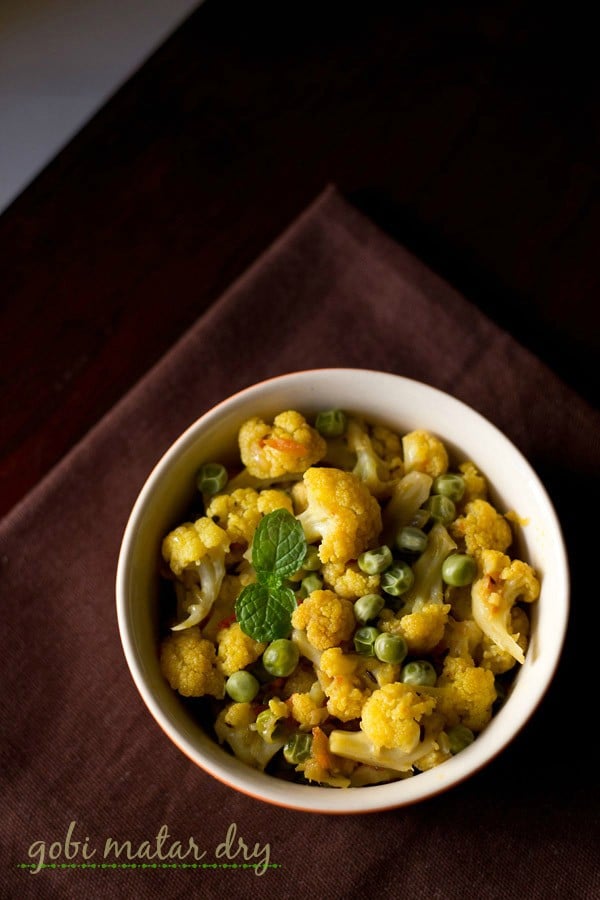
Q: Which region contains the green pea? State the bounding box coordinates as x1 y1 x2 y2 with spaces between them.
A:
196 462 228 496
298 573 323 598
400 660 437 686
283 733 313 765
442 553 477 586
374 632 407 665
447 724 475 754
354 593 385 624
262 639 299 678
410 508 431 530
380 562 414 597
424 494 456 525
354 626 379 656
225 670 259 703
302 545 321 571
357 545 393 575
395 526 428 555
315 409 347 437
433 473 465 502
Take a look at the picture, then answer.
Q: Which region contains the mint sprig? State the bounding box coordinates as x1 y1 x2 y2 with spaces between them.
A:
235 509 307 642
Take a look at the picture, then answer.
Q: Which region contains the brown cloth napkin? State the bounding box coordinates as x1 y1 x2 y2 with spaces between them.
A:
2 186 599 900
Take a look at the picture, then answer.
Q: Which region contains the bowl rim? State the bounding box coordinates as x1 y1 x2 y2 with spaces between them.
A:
116 367 570 814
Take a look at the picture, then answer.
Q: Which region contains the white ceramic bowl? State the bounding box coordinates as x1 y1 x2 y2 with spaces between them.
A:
116 368 569 814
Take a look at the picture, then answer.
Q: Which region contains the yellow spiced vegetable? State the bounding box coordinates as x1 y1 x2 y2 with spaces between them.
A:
160 627 225 698
450 499 513 557
238 410 326 479
402 429 449 478
297 467 382 564
291 589 355 651
471 550 540 665
162 517 230 630
206 487 292 549
158 405 541 788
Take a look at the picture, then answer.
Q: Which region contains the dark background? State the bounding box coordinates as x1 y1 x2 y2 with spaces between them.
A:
1 0 598 519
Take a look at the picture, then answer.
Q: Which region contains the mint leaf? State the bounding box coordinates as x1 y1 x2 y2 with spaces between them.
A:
252 509 307 581
235 583 297 642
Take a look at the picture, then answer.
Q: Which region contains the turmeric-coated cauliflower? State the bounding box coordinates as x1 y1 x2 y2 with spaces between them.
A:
402 429 449 478
238 410 326 479
160 627 225 698
317 648 372 721
458 461 488 505
380 602 451 655
441 616 483 663
360 682 436 751
433 656 497 732
381 470 433 544
450 499 513 557
206 487 292 548
297 467 382 564
287 687 329 730
216 622 266 676
321 560 380 599
280 663 318 698
162 517 230 630
471 549 539 665
296 726 354 788
215 702 286 770
162 517 229 577
291 589 355 651
317 648 400 722
479 606 530 673
201 569 255 642
346 417 404 498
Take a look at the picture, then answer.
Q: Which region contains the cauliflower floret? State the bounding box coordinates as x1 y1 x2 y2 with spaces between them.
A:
402 430 449 479
291 589 355 651
162 517 231 631
160 627 225 698
297 467 382 565
381 470 433 544
402 522 457 613
479 606 530 674
280 662 318 698
346 417 403 498
433 656 497 732
378 522 455 653
162 516 230 577
317 648 401 722
371 425 404 469
287 689 329 730
321 560 380 599
450 499 513 557
216 622 266 676
238 410 326 479
201 574 242 642
290 480 308 514
413 713 452 771
291 627 323 667
471 550 539 665
445 584 473 622
296 726 354 788
441 616 483 663
380 602 451 655
360 682 436 751
214 702 286 770
458 461 487 505
206 488 292 548
317 647 372 721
